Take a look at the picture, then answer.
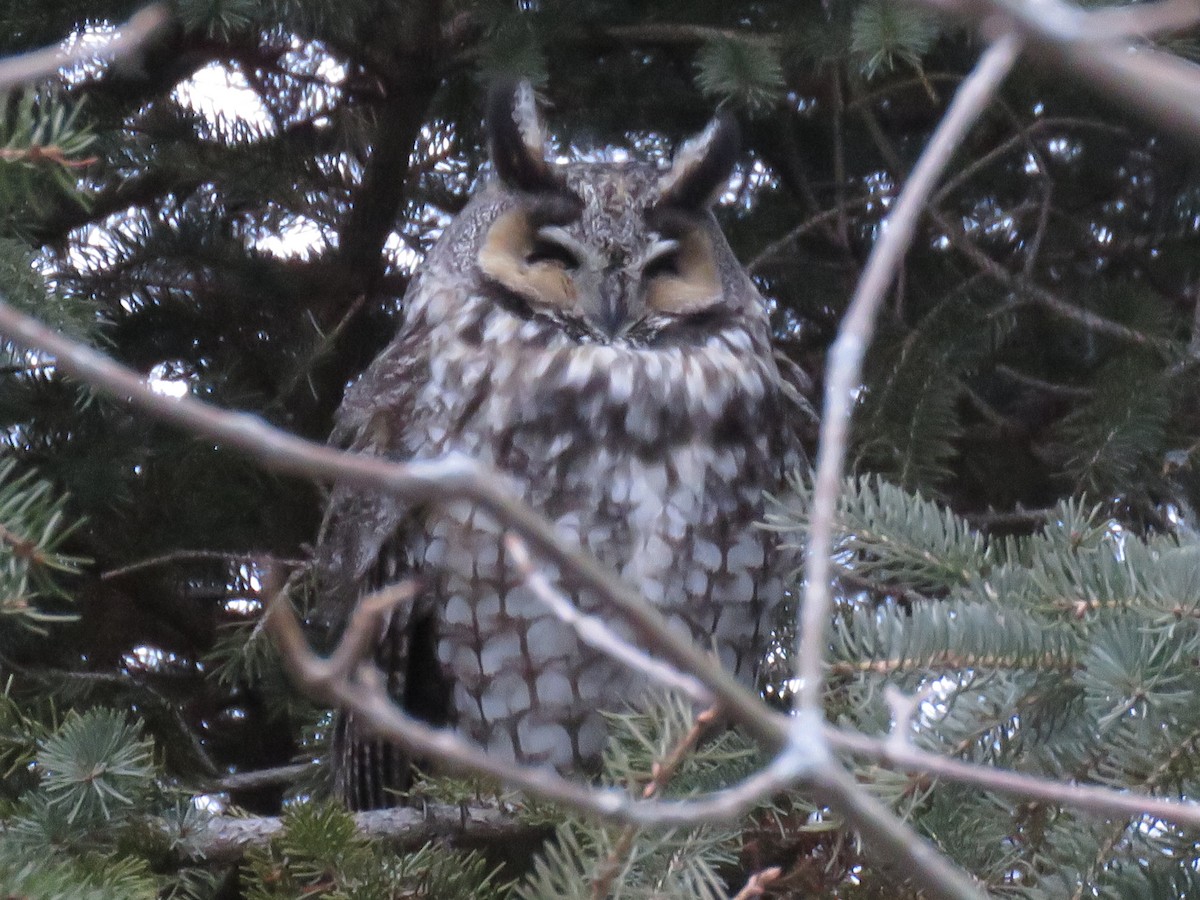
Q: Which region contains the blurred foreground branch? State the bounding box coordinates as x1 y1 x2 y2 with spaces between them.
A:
0 4 170 92
913 0 1200 145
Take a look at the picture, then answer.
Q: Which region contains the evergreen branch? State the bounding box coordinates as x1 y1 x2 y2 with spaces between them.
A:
185 801 538 865
1054 725 1200 898
787 475 989 592
828 649 1074 677
0 659 220 778
798 35 1021 715
589 705 720 899
0 5 171 93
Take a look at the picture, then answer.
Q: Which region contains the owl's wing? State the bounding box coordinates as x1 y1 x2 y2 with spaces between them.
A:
309 331 450 808
311 336 429 631
773 347 820 446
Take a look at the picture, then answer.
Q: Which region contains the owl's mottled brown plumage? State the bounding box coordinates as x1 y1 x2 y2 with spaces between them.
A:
314 84 807 810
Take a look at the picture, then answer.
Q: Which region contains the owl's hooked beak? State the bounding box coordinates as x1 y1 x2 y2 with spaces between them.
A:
587 263 636 338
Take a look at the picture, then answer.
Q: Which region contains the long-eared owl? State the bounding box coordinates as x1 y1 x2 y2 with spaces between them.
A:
315 83 807 809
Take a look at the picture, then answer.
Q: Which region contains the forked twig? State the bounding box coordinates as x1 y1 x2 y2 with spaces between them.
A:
505 533 712 704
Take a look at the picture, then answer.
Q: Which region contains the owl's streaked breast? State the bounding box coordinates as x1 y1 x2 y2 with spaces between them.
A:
392 280 796 769
319 84 807 804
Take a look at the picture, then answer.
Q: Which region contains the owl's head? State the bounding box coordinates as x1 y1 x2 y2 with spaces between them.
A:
471 82 754 345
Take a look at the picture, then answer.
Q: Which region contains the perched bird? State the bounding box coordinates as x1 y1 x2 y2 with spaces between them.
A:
313 82 807 809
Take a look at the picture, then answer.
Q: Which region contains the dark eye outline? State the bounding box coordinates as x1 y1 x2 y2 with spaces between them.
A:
642 251 681 280
526 238 580 269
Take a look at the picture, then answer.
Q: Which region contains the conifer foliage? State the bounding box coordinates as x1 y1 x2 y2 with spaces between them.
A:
2 0 1200 896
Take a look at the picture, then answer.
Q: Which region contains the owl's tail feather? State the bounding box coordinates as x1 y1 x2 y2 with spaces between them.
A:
333 713 414 810
331 607 453 810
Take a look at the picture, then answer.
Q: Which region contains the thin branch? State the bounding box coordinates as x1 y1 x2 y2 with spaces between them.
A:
825 724 1200 830
934 215 1171 350
854 80 1168 353
207 762 314 793
270 582 988 898
913 0 1200 145
1187 279 1200 360
185 801 539 865
994 364 1094 399
0 5 171 92
746 197 873 275
731 867 783 899
265 584 818 827
797 36 1023 713
505 534 712 705
0 288 987 897
599 24 781 47
101 549 300 581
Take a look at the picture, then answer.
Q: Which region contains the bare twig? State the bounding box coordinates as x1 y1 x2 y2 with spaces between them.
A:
853 80 1168 354
825 724 1200 830
1080 0 1200 39
746 197 873 275
101 549 301 581
600 23 782 47
265 585 813 827
0 5 171 92
0 290 988 899
934 214 1171 350
505 534 712 705
994 364 1094 399
207 762 315 793
732 867 784 899
797 35 1023 712
913 0 1200 146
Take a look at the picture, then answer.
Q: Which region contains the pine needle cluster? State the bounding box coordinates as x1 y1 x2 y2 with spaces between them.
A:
769 475 1200 896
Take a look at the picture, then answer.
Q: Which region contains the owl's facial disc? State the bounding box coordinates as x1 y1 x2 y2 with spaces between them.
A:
639 227 722 316
480 82 740 339
478 206 726 338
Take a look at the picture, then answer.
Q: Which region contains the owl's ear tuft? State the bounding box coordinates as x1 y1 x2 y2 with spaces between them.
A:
487 80 581 222
654 113 740 215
